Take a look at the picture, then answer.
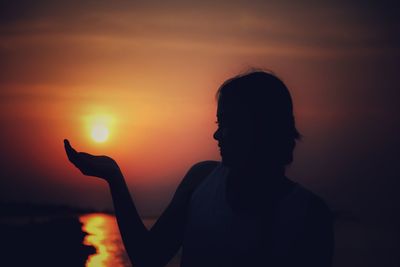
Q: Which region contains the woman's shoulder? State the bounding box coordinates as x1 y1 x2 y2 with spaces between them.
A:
176 161 220 195
288 182 333 220
190 160 220 171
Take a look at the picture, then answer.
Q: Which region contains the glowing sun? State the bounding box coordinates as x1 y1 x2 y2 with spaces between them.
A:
91 123 109 142
84 114 115 143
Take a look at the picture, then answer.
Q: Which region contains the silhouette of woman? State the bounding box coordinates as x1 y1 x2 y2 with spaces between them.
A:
65 71 334 267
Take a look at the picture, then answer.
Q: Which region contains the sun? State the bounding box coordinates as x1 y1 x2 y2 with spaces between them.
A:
84 114 115 144
91 123 109 142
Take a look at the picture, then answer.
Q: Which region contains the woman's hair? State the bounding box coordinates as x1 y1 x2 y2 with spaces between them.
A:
216 70 301 165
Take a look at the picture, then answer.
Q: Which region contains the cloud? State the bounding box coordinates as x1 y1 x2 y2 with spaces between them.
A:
1 1 397 50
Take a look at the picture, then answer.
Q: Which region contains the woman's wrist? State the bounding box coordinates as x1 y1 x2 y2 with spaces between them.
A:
107 169 124 185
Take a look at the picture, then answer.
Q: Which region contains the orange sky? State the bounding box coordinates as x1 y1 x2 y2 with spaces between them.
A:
1 1 399 218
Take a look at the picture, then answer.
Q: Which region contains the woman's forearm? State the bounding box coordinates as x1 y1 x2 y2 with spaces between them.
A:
107 172 151 265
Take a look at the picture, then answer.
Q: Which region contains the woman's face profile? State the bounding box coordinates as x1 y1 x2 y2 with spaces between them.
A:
213 101 256 167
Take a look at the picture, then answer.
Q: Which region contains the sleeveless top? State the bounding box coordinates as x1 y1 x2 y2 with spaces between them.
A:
180 162 312 267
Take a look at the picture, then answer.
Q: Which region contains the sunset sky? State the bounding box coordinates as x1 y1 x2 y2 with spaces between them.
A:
1 1 398 219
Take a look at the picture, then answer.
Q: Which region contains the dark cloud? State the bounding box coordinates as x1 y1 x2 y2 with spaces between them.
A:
1 0 397 49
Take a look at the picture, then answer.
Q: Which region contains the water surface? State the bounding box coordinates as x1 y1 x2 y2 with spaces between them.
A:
79 213 181 267
80 213 132 267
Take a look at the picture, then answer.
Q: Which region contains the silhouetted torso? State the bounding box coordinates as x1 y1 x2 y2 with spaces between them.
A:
181 162 333 267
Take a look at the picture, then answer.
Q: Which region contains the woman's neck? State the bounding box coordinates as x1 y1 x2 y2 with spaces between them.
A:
229 161 285 181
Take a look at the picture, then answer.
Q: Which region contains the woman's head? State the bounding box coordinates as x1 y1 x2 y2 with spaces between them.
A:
213 71 300 167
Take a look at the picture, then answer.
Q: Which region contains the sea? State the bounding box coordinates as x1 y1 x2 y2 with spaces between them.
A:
79 213 181 267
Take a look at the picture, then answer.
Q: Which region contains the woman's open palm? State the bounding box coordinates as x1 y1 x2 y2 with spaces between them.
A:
64 139 121 181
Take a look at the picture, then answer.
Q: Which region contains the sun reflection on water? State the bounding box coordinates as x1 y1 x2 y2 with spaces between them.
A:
80 213 131 267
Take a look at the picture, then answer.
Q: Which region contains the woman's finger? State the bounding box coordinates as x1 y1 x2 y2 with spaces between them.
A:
64 139 79 163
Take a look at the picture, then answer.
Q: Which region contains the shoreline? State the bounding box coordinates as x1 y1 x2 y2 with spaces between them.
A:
0 215 96 267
